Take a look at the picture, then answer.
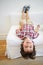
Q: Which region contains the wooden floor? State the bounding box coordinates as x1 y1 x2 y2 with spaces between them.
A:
0 40 7 59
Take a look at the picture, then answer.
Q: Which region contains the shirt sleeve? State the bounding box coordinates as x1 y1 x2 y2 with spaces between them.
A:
33 32 39 39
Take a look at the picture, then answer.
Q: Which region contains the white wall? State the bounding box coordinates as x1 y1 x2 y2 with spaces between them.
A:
0 0 43 39
0 0 43 15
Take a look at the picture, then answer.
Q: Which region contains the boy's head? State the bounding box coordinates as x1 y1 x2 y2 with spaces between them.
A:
20 37 36 59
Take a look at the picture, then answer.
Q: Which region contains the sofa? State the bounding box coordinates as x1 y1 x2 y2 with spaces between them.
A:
5 25 43 59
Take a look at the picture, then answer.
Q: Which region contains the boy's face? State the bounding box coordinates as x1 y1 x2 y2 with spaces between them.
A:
23 37 33 53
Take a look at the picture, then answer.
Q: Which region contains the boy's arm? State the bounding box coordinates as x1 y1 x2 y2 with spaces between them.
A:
34 25 40 32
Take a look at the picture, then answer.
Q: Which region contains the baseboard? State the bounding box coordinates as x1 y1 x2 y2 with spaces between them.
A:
0 34 7 40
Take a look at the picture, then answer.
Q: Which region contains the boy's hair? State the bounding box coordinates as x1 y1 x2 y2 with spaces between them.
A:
20 43 36 59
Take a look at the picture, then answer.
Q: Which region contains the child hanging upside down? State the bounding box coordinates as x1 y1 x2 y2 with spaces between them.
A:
16 5 40 59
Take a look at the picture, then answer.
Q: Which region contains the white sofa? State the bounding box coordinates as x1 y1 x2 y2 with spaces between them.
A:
5 25 43 59
5 25 22 59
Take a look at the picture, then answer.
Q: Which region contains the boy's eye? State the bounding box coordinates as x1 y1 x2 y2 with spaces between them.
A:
26 42 30 43
30 46 32 48
25 46 28 48
26 42 28 43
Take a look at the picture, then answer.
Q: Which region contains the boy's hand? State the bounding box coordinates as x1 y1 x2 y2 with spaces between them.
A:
16 29 20 34
34 25 40 32
37 25 40 29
